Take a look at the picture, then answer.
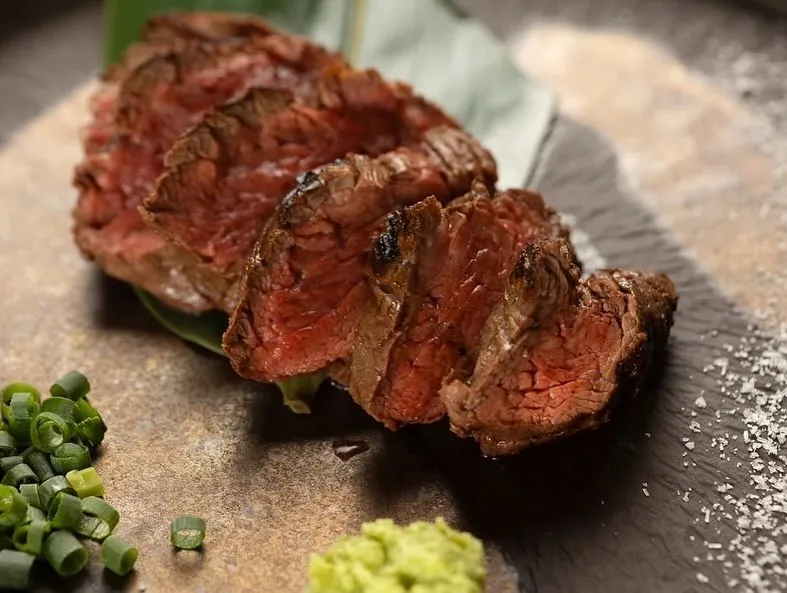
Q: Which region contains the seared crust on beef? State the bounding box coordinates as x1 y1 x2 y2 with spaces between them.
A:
103 11 276 83
349 184 569 428
141 68 459 312
223 128 498 382
115 35 342 148
72 23 343 312
142 11 277 43
440 236 678 456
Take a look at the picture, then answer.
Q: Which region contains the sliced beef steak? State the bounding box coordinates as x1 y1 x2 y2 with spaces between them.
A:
441 236 678 456
142 68 459 312
350 183 569 427
103 11 276 84
223 128 497 382
72 30 343 312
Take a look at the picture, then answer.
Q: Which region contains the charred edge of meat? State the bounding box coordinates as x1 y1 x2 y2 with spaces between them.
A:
277 170 326 228
422 129 498 192
162 87 295 171
114 35 339 131
512 237 580 290
374 209 408 264
141 11 277 43
141 88 296 231
103 12 277 82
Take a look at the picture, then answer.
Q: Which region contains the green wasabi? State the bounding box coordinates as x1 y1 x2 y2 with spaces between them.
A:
307 517 487 593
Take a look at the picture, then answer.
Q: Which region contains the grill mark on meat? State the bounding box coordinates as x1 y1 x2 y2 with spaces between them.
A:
223 127 497 382
349 183 569 427
141 67 460 311
72 22 344 312
440 236 678 456
374 210 407 263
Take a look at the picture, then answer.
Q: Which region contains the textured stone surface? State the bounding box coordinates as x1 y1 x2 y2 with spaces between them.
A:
0 82 517 592
1 1 787 592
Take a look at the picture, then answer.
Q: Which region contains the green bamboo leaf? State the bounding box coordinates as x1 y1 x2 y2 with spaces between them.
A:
133 286 227 356
134 286 323 413
107 0 556 390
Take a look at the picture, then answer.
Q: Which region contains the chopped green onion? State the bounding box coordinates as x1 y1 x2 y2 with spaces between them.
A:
66 467 104 498
13 519 49 556
24 506 45 524
23 450 54 482
43 530 89 577
47 493 82 529
82 496 119 531
1 383 40 405
0 431 17 458
49 371 91 401
77 497 118 540
170 515 206 550
0 485 28 528
76 417 106 448
39 476 76 510
18 484 40 509
2 464 38 487
74 514 112 541
40 398 77 424
29 412 74 453
50 442 90 474
0 456 24 472
4 393 40 444
101 535 138 576
0 549 35 590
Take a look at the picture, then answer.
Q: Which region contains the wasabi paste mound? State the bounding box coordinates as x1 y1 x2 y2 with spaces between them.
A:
307 517 487 593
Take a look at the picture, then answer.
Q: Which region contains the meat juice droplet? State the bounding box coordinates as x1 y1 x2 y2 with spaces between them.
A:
332 439 370 461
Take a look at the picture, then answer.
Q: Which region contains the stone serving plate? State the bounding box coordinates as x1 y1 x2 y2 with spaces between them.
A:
1 0 786 591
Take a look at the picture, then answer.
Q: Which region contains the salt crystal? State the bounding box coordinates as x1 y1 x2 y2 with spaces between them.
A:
695 395 708 408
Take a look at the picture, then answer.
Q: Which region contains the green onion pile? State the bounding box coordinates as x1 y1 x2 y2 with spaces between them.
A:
0 371 138 589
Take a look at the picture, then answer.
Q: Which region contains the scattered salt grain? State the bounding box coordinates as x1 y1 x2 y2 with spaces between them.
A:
695 395 708 408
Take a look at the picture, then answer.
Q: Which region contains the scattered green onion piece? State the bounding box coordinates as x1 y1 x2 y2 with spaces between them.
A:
0 456 24 472
2 464 38 487
49 371 91 401
5 393 40 444
18 484 40 509
66 467 104 498
1 383 40 404
23 450 54 483
47 493 82 529
13 519 49 556
39 476 76 510
0 548 35 590
50 442 90 474
76 417 106 448
101 536 138 576
170 515 206 550
81 496 119 531
43 530 89 577
0 486 28 528
0 431 17 458
29 412 73 453
24 506 45 524
40 397 77 424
